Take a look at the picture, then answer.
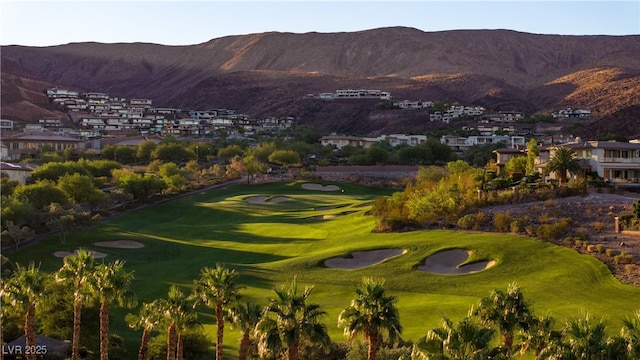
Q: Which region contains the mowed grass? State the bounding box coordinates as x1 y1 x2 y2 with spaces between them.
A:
9 181 640 357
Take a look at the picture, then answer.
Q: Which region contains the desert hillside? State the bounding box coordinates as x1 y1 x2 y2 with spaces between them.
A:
2 27 639 136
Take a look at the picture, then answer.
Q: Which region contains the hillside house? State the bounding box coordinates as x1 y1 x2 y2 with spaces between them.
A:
321 133 427 150
0 162 37 184
0 132 86 161
536 138 640 183
441 135 526 153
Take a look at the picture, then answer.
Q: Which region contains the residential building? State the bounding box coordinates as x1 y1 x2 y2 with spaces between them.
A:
0 162 37 184
0 132 86 161
552 108 592 119
0 119 15 131
440 135 526 153
536 138 640 183
320 133 427 150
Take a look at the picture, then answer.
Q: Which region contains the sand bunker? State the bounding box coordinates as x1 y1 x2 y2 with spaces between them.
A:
94 240 145 249
302 183 340 191
418 249 495 274
245 196 290 204
324 248 406 269
54 249 108 259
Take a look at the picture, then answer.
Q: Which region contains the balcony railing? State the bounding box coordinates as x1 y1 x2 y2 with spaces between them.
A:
600 157 640 164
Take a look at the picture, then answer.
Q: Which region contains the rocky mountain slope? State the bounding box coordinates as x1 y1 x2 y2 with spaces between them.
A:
2 27 639 137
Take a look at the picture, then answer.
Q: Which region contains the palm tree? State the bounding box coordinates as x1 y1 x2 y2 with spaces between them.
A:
55 249 95 360
473 282 532 353
338 277 402 360
255 277 331 360
562 312 609 359
228 302 262 360
517 315 562 360
92 260 137 360
159 285 198 360
126 300 163 360
2 262 48 360
192 264 242 360
412 316 498 360
621 310 640 358
545 147 581 185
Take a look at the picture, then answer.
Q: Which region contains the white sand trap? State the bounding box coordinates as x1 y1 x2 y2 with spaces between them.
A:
302 183 340 191
54 249 108 259
418 249 495 274
245 196 290 204
94 240 145 249
325 248 407 269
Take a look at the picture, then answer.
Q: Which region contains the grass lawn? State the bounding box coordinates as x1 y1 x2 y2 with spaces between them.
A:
7 181 640 358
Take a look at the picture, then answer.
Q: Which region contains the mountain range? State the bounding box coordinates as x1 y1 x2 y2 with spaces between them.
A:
2 27 639 137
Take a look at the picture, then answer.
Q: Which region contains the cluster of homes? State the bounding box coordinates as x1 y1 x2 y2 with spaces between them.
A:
311 89 392 100
37 87 294 138
320 133 640 185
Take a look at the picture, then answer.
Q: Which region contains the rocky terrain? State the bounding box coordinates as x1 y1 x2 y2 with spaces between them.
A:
2 27 639 137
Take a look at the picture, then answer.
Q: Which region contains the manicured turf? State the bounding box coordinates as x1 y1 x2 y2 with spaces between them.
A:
8 181 640 357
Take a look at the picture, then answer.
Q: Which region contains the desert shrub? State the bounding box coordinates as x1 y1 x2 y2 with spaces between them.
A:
624 264 637 274
606 249 619 257
493 211 514 232
510 220 523 234
587 245 597 253
595 244 606 253
543 199 558 208
614 254 635 265
556 179 588 197
525 225 535 236
538 212 552 224
457 213 481 230
594 221 605 232
574 227 590 241
536 218 572 241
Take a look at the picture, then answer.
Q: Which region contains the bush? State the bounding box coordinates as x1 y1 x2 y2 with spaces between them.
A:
574 227 590 241
574 239 583 248
606 249 619 257
625 264 637 274
536 218 572 241
457 213 480 230
510 220 523 234
614 254 635 265
582 240 590 249
493 211 514 232
525 225 535 236
595 244 606 253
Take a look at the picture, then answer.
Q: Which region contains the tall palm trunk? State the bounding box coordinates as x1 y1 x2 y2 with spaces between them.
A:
367 331 379 360
503 331 514 351
287 340 299 360
238 332 251 360
71 296 83 360
138 328 151 360
216 301 224 360
167 322 177 360
100 301 110 360
25 302 36 360
176 333 184 360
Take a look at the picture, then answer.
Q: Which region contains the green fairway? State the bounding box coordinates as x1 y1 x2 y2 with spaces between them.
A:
8 181 640 357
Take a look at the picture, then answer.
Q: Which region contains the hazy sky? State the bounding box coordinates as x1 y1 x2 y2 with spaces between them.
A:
1 1 639 46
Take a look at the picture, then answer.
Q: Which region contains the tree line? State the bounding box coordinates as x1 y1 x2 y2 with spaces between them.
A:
2 254 639 360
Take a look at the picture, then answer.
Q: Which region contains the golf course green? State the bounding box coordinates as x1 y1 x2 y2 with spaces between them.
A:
9 181 640 356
